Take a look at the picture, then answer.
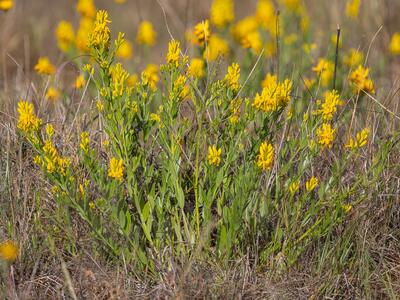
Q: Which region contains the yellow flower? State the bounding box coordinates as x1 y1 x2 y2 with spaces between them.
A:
76 0 96 19
194 20 210 46
45 124 54 138
150 113 161 123
312 59 334 87
76 18 93 53
389 33 400 55
55 21 75 52
116 39 133 59
187 58 205 78
253 74 292 113
256 141 274 171
346 0 361 19
232 16 258 43
241 31 262 54
46 87 60 101
207 145 222 166
34 57 56 75
342 204 352 214
0 0 12 11
17 101 42 133
255 0 275 35
88 10 111 51
108 157 124 181
166 40 181 67
136 21 157 47
344 49 364 68
114 0 126 3
96 100 104 112
306 176 318 192
172 75 189 100
74 74 86 89
110 63 129 98
210 0 234 28
314 90 344 121
316 123 335 149
141 64 159 91
349 65 375 94
289 180 300 194
42 139 70 175
224 63 240 93
80 132 90 152
345 128 369 149
203 34 229 61
0 240 18 262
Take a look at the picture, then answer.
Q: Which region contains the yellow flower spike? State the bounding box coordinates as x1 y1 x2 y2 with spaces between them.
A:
17 100 42 134
34 57 56 75
136 21 157 47
0 240 18 262
346 0 361 19
345 128 370 149
74 74 86 89
166 40 181 67
141 64 159 91
389 33 400 55
289 180 300 194
96 100 104 112
56 21 75 52
224 63 241 93
45 87 60 102
80 132 90 152
314 90 344 121
45 124 54 138
194 20 210 46
150 113 161 123
349 65 375 94
187 58 205 78
116 39 133 59
108 157 124 181
88 10 111 51
33 155 42 166
110 63 129 98
0 0 13 11
79 184 85 197
210 0 234 28
256 141 274 171
306 176 318 192
316 123 335 149
76 0 96 19
207 145 222 166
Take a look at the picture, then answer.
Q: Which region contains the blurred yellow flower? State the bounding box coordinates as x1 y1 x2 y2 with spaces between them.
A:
108 157 124 181
76 0 96 19
346 0 361 19
0 0 13 11
136 21 157 47
306 176 318 192
166 40 180 67
389 33 400 55
344 49 364 68
114 0 126 3
141 64 159 91
255 0 275 35
187 58 205 78
150 113 161 123
34 57 55 75
74 74 86 89
194 20 210 46
0 240 18 262
116 39 133 59
312 59 334 87
241 31 262 54
76 18 93 52
316 123 335 148
289 180 300 194
207 145 222 166
210 0 234 28
349 65 375 94
232 16 258 43
56 21 75 52
45 124 54 138
203 34 229 61
46 87 60 101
